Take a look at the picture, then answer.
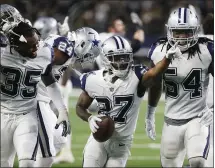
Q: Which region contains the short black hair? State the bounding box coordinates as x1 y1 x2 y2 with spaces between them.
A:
8 21 40 49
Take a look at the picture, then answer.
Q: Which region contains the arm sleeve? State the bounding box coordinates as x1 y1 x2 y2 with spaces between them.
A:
46 82 67 112
134 65 149 80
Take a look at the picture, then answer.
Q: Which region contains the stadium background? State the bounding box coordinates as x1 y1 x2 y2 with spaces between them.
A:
3 0 213 167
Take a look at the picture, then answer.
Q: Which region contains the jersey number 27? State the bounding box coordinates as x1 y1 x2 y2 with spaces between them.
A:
95 95 134 124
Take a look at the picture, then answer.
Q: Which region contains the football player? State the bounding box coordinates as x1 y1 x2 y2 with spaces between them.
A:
1 20 70 167
146 8 213 167
33 16 76 163
53 27 101 164
76 35 182 167
34 27 101 167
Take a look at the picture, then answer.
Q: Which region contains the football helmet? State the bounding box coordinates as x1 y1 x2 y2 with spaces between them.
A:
33 17 58 40
101 35 133 78
0 4 23 33
166 7 200 51
67 27 101 64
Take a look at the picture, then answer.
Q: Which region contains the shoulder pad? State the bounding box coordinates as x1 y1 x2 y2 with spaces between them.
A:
43 42 54 62
148 37 168 59
80 71 96 91
207 40 214 58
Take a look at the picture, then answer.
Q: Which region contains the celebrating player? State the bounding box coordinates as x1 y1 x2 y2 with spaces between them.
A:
76 35 182 167
146 7 213 167
0 20 70 167
33 27 101 167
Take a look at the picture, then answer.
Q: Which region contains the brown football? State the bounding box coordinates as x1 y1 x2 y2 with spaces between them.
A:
93 115 115 142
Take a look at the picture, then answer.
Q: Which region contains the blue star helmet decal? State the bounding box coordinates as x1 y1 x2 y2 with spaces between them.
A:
92 39 100 47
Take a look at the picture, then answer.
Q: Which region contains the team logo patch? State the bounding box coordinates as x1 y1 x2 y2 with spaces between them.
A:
109 87 114 92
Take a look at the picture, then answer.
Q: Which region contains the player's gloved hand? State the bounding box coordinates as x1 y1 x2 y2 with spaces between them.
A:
58 16 70 36
198 108 213 127
166 41 182 60
88 115 102 133
145 105 156 140
55 110 71 137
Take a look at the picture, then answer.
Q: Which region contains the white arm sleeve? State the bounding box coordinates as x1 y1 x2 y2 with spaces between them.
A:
46 82 68 112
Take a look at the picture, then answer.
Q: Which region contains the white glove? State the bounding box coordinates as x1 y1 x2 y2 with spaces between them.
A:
88 115 102 133
166 41 182 60
198 108 213 127
58 16 70 36
55 110 71 137
145 105 156 140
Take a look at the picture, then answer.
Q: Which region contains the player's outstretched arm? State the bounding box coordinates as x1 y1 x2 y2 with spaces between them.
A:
141 41 181 88
145 61 163 141
41 64 71 137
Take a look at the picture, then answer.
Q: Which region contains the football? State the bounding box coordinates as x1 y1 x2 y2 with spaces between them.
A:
93 115 115 142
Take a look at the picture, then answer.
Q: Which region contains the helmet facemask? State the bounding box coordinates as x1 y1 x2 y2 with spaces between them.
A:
106 51 133 78
167 26 199 51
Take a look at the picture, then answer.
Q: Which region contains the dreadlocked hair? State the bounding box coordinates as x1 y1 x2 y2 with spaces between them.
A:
7 21 40 53
157 37 212 61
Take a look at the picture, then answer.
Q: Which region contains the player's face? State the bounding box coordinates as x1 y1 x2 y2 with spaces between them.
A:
108 54 130 70
52 48 70 65
172 29 193 45
17 32 39 58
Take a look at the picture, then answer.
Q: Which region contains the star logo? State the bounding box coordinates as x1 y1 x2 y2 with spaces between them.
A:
92 39 100 47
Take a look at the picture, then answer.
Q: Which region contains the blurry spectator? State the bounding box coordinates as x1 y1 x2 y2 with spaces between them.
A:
99 16 144 53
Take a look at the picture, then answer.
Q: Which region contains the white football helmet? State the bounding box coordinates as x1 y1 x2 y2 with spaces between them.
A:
0 4 24 33
101 35 133 78
67 27 101 64
33 17 58 40
166 7 200 51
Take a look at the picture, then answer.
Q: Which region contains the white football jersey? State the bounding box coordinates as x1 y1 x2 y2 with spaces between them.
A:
37 35 75 103
149 39 213 119
1 42 53 114
1 47 6 56
80 66 148 138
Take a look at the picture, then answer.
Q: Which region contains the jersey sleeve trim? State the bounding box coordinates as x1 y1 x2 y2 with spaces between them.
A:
148 43 157 59
207 41 214 76
207 41 214 57
80 73 88 91
134 65 149 80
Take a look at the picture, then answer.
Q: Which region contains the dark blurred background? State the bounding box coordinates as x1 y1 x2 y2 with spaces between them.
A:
2 0 214 47
1 0 214 86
